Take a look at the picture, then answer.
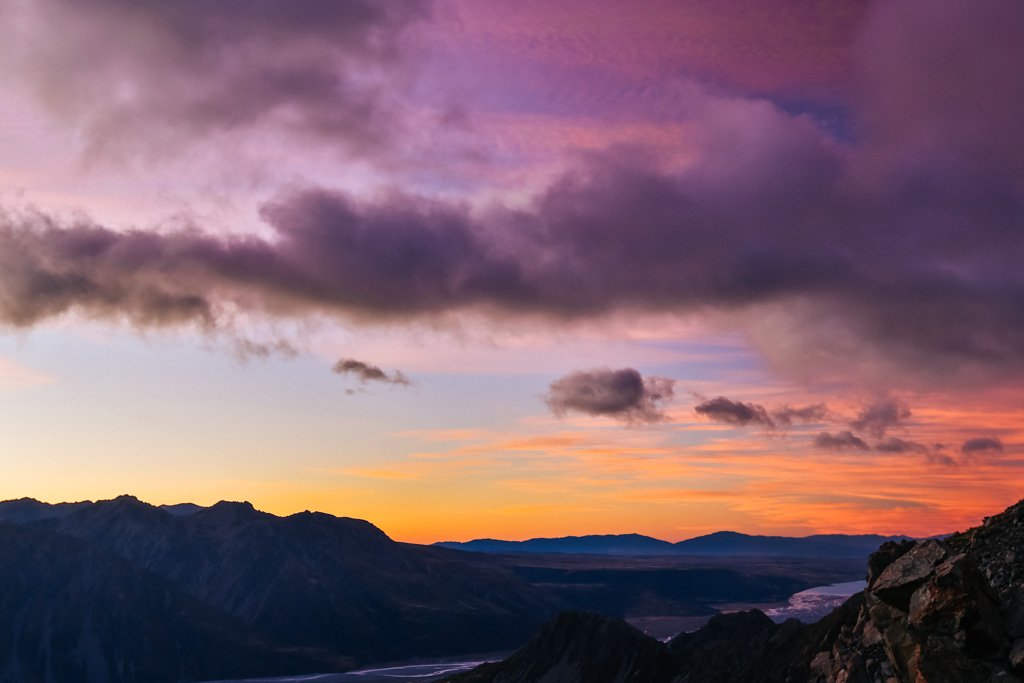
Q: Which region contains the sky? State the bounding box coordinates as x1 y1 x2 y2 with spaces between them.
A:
0 0 1022 543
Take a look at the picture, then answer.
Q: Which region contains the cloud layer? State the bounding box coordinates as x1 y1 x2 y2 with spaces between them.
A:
0 0 1022 392
2 0 428 158
546 368 675 423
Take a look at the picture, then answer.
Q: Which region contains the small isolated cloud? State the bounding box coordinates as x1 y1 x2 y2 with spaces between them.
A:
693 397 829 431
874 437 929 454
814 430 871 452
546 368 675 424
926 446 958 468
961 437 1003 454
850 397 911 438
694 396 774 428
332 358 411 387
772 403 830 426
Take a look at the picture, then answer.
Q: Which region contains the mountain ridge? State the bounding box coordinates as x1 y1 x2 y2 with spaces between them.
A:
0 494 554 682
436 530 911 557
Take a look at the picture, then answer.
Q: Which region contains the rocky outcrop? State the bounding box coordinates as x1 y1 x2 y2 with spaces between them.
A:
809 537 1016 683
448 499 1024 683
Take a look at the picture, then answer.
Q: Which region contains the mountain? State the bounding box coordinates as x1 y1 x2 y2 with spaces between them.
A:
159 502 207 516
0 496 90 523
436 533 676 555
0 496 554 682
449 611 676 683
0 521 344 682
445 499 1024 683
437 531 908 557
674 530 910 557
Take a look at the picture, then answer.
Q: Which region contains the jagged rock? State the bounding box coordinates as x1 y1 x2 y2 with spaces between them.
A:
871 540 948 612
668 610 777 682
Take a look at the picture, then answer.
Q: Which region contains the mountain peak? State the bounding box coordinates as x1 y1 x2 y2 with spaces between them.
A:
197 499 263 521
210 499 256 511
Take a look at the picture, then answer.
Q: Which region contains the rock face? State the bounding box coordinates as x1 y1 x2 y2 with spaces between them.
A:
447 499 1024 683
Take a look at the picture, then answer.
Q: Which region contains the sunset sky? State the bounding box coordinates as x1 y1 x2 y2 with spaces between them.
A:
1 0 1022 543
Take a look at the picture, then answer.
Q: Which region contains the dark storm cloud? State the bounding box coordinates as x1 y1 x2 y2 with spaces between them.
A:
850 398 911 438
546 368 675 424
961 437 1004 454
694 397 774 428
0 0 1023 389
332 358 411 386
3 0 429 156
814 431 871 452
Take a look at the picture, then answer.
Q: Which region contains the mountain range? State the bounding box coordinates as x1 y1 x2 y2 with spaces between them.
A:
0 495 933 682
445 498 1024 683
436 530 910 557
0 496 553 682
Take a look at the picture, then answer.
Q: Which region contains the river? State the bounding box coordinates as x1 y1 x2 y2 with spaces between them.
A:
204 580 867 683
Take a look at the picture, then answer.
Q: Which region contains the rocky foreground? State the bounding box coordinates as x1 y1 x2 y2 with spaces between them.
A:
447 499 1024 683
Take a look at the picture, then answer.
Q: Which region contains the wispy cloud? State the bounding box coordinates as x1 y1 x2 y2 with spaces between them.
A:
332 358 411 387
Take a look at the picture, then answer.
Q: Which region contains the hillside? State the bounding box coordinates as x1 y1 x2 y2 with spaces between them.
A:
0 496 553 681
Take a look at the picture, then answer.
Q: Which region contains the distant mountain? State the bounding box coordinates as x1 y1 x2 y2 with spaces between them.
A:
436 530 908 557
159 502 207 516
436 533 676 555
0 495 554 682
0 496 90 523
445 499 1024 683
674 530 910 557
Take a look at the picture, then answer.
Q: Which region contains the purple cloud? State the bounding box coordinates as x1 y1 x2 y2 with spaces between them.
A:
3 0 429 158
814 431 871 452
332 359 411 387
0 0 1022 391
850 398 911 438
772 404 830 426
546 368 675 424
874 437 929 455
694 397 774 429
961 437 1003 455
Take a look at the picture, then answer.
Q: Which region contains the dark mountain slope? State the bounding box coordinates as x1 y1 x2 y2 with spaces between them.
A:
34 496 553 662
0 522 342 683
450 611 675 683
446 498 1024 683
